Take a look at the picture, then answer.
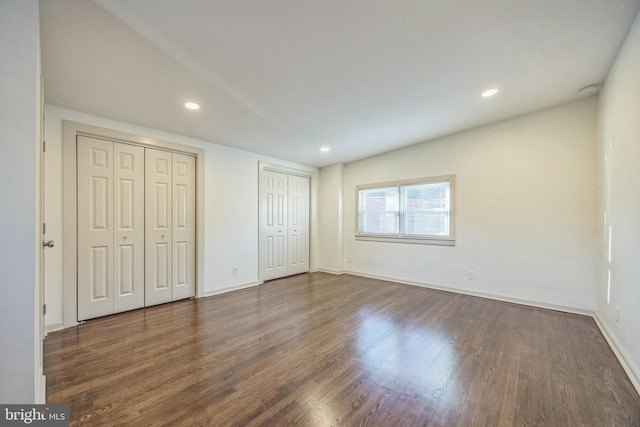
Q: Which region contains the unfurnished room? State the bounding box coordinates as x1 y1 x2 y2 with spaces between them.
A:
1 0 640 425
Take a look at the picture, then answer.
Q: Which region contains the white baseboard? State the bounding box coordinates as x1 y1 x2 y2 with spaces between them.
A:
343 269 593 316
45 322 65 334
314 268 345 275
593 312 640 395
203 281 262 298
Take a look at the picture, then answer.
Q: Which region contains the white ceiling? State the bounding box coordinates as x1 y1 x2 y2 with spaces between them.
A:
40 0 640 168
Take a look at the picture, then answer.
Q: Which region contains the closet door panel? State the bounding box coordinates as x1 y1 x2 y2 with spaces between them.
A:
113 143 145 313
77 136 114 320
145 149 173 306
261 170 288 280
172 153 196 301
288 175 310 275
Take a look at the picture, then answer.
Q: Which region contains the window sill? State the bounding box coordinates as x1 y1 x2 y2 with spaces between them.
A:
355 234 455 246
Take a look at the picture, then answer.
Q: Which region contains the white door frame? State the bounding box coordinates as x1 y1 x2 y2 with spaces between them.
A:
258 161 316 282
62 121 205 328
37 72 46 402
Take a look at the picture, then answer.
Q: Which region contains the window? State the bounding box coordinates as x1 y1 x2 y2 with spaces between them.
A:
356 175 455 245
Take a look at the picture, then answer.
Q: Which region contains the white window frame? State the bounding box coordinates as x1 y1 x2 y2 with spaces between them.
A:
355 174 455 246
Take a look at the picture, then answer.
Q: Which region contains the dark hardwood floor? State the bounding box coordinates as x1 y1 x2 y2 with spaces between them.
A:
45 273 640 426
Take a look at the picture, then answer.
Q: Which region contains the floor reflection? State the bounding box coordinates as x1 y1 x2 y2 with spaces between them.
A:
354 308 459 405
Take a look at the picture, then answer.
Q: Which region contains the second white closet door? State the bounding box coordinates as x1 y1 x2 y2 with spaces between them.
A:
171 153 196 301
287 174 310 276
145 149 173 306
145 149 195 306
113 142 145 313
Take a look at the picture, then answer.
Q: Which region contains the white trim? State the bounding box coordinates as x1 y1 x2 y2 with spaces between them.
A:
343 269 593 316
62 121 205 328
314 268 345 275
259 161 314 177
203 281 263 298
45 322 65 334
355 235 455 246
593 312 640 395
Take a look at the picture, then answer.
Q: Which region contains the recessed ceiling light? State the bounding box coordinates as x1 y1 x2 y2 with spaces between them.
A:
320 146 330 153
482 88 499 98
184 102 200 110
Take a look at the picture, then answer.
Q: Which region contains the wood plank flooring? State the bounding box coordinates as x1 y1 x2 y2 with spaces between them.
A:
45 273 640 426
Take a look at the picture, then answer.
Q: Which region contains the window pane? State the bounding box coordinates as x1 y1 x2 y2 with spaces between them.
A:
359 187 399 234
402 182 450 236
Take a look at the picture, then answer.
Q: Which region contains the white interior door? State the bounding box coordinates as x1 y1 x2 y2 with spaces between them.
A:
113 143 145 313
171 153 196 301
77 136 114 320
78 137 146 320
261 170 288 280
145 148 173 306
288 175 310 275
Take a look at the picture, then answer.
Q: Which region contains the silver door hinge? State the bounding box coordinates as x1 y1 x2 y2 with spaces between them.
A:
43 140 46 152
43 304 47 316
42 223 46 234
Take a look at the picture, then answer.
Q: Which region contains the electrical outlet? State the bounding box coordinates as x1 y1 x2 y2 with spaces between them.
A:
467 270 475 281
615 306 620 323
232 266 238 276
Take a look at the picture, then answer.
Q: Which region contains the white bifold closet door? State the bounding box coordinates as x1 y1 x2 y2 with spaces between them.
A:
262 170 288 280
145 149 196 306
261 169 310 281
287 174 310 275
77 137 195 321
77 136 145 320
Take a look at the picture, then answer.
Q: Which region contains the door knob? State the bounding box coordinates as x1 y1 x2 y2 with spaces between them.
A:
43 240 54 248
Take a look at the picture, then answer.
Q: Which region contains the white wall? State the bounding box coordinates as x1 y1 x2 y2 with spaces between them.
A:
43 105 316 329
596 10 640 391
317 164 344 273
0 0 43 403
335 98 597 312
